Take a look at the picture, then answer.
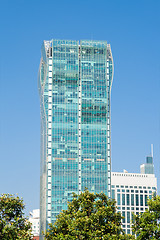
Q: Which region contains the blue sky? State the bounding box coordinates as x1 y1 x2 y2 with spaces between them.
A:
0 0 160 214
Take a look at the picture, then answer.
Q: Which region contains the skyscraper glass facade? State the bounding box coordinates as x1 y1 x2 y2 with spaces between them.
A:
38 39 113 236
140 156 154 174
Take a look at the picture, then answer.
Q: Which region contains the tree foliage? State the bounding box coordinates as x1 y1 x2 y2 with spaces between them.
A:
0 194 32 240
132 195 160 239
45 190 134 239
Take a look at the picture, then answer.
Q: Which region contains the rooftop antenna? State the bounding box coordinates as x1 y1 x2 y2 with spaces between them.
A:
151 144 153 158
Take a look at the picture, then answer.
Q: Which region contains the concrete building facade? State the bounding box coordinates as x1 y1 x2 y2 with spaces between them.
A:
111 168 157 234
29 209 40 237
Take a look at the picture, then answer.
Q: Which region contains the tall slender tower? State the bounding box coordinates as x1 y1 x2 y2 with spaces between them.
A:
38 39 114 236
140 145 154 174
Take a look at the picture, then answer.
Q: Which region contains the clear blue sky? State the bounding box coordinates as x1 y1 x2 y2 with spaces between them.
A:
0 0 160 215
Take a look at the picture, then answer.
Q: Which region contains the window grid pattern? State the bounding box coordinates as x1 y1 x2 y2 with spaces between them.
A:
80 40 111 195
39 39 113 232
112 184 157 234
51 40 79 223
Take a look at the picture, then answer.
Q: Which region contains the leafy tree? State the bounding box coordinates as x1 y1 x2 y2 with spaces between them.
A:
45 190 134 239
0 194 32 240
132 195 160 239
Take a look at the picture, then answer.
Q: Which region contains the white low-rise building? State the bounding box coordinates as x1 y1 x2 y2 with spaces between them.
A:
29 209 40 237
111 168 157 234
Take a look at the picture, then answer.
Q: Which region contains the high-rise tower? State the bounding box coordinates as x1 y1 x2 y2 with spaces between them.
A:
38 39 114 236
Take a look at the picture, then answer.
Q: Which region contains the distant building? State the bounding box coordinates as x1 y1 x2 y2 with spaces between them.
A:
140 145 154 174
140 156 154 174
111 156 157 234
29 209 40 238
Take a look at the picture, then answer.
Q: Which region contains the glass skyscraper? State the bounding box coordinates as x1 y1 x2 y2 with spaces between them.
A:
38 39 114 236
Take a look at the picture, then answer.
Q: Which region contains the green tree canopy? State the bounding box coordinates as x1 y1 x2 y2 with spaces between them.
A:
132 195 160 239
45 190 134 240
0 194 32 240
